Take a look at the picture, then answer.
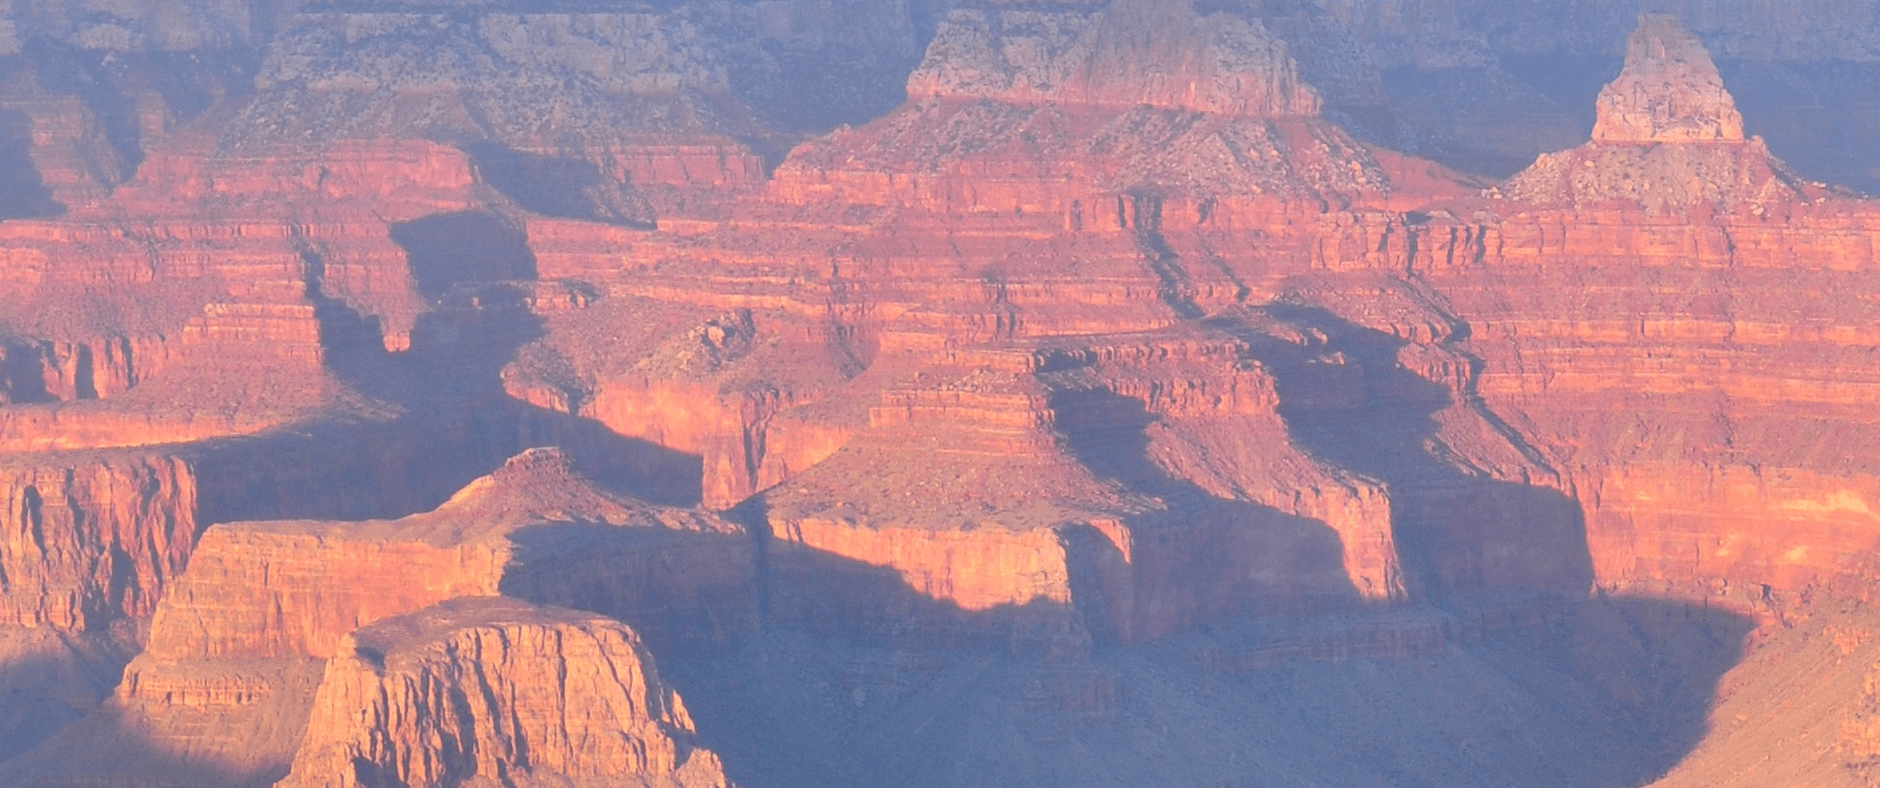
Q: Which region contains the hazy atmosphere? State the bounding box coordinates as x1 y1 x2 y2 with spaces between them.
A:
0 1 1878 786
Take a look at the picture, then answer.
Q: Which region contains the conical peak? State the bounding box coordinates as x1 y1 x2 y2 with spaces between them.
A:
1591 13 1744 143
907 0 1321 117
424 447 649 535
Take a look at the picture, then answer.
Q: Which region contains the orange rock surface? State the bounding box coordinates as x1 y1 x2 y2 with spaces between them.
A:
1591 14 1745 144
147 448 752 662
277 598 728 788
2 2 1880 785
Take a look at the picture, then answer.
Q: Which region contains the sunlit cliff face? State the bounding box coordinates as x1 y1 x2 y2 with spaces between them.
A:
1 2 1880 787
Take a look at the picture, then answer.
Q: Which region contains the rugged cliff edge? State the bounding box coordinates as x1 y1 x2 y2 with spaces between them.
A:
277 598 728 788
146 447 752 662
907 0 1320 117
1591 14 1745 144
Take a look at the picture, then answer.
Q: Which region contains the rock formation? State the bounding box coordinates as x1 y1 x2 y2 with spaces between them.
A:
907 0 1321 117
1590 14 1745 144
146 447 753 662
0 449 749 787
277 598 728 788
1502 14 1812 212
3 1 1880 786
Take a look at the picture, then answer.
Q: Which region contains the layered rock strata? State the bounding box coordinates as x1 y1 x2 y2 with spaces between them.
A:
1590 14 1745 144
6 4 1880 785
146 448 753 662
1441 15 1880 604
907 0 1321 116
0 450 750 787
276 598 728 788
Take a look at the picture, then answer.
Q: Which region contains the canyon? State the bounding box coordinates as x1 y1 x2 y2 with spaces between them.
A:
0 0 1878 786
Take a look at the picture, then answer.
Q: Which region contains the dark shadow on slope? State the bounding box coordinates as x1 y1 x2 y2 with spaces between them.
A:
463 143 656 228
1721 58 1880 196
0 341 53 404
1050 387 1363 642
1207 304 1595 607
500 524 761 657
0 654 322 788
190 258 704 539
1498 53 1619 136
22 39 145 182
0 630 137 763
388 211 539 300
617 538 1754 788
0 110 63 219
735 44 922 135
503 490 1096 658
762 532 1089 657
109 51 258 130
1193 0 1615 179
0 711 278 788
1465 595 1755 788
1377 62 1603 178
1124 191 1207 320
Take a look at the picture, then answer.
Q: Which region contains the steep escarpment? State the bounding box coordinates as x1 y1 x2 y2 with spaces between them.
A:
1192 1 1880 192
277 598 727 788
512 0 1574 654
758 301 1578 646
907 0 1319 116
0 449 749 787
508 301 861 508
1501 14 1820 213
774 0 1408 224
146 448 752 662
1589 14 1744 144
1376 15 1880 607
0 452 196 630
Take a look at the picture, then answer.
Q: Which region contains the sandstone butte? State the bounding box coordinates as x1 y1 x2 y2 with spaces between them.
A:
0 0 1878 785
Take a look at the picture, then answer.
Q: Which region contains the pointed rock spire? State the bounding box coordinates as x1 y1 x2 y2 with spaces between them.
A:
1591 14 1744 143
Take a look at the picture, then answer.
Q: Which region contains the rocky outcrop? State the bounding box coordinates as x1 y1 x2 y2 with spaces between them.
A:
276 598 728 788
755 0 1462 231
500 300 863 509
1392 13 1880 607
755 312 1573 645
0 136 485 361
0 412 587 635
1591 14 1744 144
0 452 197 629
0 446 749 787
1499 137 1816 212
908 0 1320 117
1501 14 1814 212
144 448 753 661
773 0 1397 217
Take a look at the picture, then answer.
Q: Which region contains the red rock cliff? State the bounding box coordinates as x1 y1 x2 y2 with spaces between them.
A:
276 598 729 788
